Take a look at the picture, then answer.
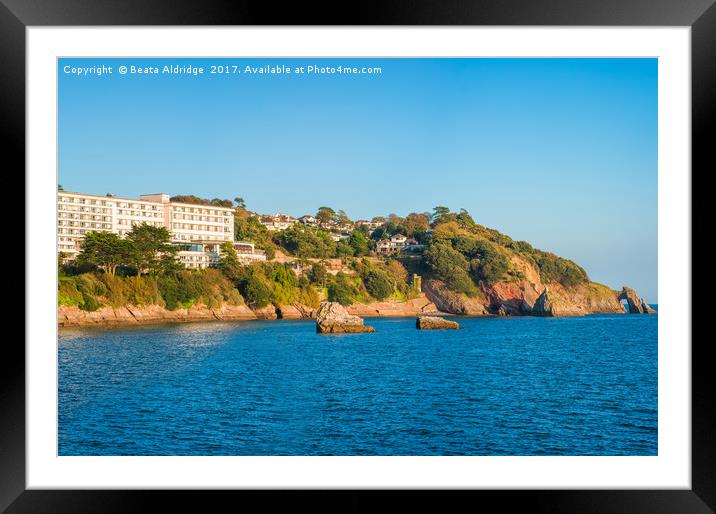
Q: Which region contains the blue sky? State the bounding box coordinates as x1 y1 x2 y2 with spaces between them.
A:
58 58 657 301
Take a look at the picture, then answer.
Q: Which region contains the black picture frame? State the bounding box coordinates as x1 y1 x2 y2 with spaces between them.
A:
3 1 711 511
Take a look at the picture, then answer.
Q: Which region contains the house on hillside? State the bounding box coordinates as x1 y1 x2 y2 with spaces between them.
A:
258 213 298 231
298 215 320 226
356 219 383 230
376 233 408 255
376 234 424 255
232 241 267 264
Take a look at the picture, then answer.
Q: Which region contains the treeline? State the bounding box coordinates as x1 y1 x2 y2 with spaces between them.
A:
59 238 418 312
61 224 180 277
170 195 238 208
218 243 418 308
419 207 589 294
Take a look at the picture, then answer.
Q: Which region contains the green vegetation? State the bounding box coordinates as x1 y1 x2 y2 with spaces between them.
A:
273 225 338 258
126 225 179 276
58 269 242 311
74 231 132 276
326 272 361 305
74 224 179 277
234 214 277 259
422 242 479 296
421 206 589 293
58 197 593 314
170 195 234 207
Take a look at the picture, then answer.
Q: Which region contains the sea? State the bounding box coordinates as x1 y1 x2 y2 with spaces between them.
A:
58 312 657 456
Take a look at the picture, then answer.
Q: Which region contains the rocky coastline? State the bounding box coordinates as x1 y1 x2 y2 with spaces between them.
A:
58 280 655 328
57 293 442 328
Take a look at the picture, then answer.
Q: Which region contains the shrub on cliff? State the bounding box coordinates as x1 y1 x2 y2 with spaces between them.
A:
297 281 321 309
122 276 164 307
166 269 244 309
362 269 393 300
58 277 84 307
57 274 104 311
529 250 588 287
466 240 510 284
327 272 359 305
239 273 273 308
422 242 479 296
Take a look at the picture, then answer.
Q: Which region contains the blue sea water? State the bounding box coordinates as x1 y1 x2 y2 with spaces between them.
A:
58 313 657 456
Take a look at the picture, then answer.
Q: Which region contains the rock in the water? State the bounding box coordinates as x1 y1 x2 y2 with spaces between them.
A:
618 287 655 314
640 298 657 314
315 302 376 334
416 315 460 330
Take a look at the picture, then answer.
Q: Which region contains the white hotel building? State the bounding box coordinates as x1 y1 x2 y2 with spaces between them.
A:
58 191 236 268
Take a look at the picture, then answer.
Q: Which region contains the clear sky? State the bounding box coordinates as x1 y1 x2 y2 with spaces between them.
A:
58 58 657 301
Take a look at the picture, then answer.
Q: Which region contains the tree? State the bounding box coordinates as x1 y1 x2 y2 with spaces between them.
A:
385 213 404 235
76 231 132 276
327 272 357 305
234 216 277 259
217 242 242 281
241 274 273 308
335 240 354 258
126 224 178 276
316 206 336 225
400 212 430 237
363 269 393 300
432 206 451 223
371 226 386 241
455 208 476 228
467 240 510 284
58 184 64 191
273 225 337 258
383 260 409 290
307 262 328 287
233 197 246 209
170 195 232 207
423 241 478 296
348 229 370 256
337 210 351 225
210 198 234 208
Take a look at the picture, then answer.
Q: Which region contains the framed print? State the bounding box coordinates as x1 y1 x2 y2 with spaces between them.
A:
4 0 713 511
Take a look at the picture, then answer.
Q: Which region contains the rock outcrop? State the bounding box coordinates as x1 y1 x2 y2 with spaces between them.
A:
315 301 376 334
252 305 278 320
618 287 656 314
640 298 657 314
532 288 554 317
416 315 460 330
58 303 257 327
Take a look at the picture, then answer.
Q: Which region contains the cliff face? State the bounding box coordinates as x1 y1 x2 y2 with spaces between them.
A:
421 255 635 318
346 294 438 318
58 303 258 327
58 296 439 328
422 279 489 315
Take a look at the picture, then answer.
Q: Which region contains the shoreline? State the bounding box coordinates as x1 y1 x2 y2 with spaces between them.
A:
57 298 444 329
57 304 652 329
